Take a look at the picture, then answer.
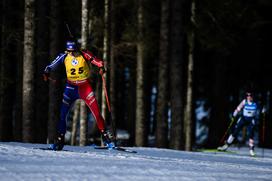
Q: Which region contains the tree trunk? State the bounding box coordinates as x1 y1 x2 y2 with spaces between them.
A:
22 0 35 142
109 0 117 139
48 0 61 143
135 0 147 146
35 0 49 143
155 0 170 148
13 15 23 142
102 0 111 128
79 101 87 146
71 100 80 146
79 0 89 146
183 0 195 151
169 0 185 150
183 45 194 151
207 53 228 148
87 2 99 137
0 0 13 141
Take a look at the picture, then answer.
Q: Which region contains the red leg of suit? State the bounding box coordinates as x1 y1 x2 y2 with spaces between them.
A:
78 82 105 131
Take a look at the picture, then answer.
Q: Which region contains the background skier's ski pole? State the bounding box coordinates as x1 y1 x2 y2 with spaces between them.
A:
262 110 266 158
219 117 235 144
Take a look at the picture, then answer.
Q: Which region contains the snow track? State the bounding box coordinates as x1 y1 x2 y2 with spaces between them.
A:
0 142 272 181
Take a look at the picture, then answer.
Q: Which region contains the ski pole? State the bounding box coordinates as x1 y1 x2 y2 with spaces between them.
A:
66 23 74 39
65 23 80 50
262 110 266 158
219 117 235 144
99 70 117 143
100 70 111 112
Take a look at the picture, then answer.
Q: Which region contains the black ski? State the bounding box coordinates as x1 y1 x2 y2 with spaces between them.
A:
33 147 71 152
196 149 237 154
33 145 137 154
114 147 137 153
94 145 137 153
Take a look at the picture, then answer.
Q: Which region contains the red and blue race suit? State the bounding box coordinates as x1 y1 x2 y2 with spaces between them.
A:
44 50 105 134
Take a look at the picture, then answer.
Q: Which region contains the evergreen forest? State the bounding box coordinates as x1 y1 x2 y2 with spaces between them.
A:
0 0 272 151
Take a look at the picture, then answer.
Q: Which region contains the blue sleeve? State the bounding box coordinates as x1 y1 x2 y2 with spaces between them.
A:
44 53 67 73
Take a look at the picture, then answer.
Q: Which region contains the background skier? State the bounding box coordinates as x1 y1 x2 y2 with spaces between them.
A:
218 92 258 156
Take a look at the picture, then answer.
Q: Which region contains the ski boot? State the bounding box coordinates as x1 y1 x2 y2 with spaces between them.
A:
50 133 65 151
249 149 256 157
101 129 115 149
218 135 234 151
217 143 229 151
249 145 256 157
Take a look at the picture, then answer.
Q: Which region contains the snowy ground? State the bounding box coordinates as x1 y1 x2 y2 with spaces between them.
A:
0 142 272 181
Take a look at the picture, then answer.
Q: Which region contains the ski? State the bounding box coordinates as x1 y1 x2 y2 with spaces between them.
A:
33 147 71 152
33 145 137 154
196 149 237 154
113 147 137 153
94 145 137 153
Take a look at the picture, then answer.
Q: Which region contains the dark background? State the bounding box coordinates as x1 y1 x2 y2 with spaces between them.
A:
0 0 272 149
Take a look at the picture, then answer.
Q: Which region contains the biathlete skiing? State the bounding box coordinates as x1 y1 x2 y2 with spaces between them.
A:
218 92 259 156
43 40 115 151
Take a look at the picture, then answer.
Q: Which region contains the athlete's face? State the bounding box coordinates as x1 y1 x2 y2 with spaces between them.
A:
246 94 253 102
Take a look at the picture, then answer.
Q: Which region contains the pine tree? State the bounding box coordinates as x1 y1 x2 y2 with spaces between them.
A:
0 0 13 141
22 0 35 142
184 0 195 151
135 0 147 146
36 0 49 143
156 0 170 148
169 0 186 150
79 0 89 146
48 0 62 143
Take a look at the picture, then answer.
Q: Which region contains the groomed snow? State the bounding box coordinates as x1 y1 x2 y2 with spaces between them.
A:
0 142 272 181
